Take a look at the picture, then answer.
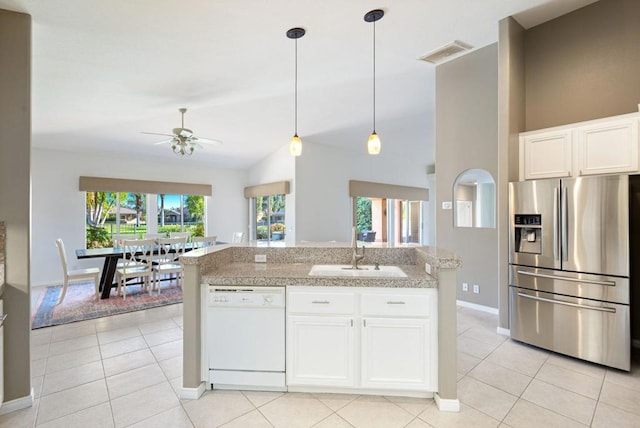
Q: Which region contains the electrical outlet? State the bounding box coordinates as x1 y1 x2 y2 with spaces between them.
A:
473 284 480 294
462 282 468 292
254 254 267 263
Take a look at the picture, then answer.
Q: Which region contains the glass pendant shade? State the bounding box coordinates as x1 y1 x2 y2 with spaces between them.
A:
367 131 381 155
289 134 302 156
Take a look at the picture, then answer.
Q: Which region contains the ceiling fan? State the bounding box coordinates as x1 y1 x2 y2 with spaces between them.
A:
142 108 221 156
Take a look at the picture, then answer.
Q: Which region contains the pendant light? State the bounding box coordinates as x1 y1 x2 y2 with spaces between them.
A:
287 27 305 157
364 9 384 155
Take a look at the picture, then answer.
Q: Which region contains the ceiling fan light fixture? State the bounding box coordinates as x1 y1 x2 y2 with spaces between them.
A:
287 27 305 157
143 107 221 156
364 9 384 155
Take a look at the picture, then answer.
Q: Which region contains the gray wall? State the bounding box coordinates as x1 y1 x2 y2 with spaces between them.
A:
0 9 32 403
525 0 640 130
435 44 499 308
497 17 526 329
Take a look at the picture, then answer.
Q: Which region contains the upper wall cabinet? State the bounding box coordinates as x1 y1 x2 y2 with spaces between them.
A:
519 112 640 180
576 118 638 176
520 130 573 180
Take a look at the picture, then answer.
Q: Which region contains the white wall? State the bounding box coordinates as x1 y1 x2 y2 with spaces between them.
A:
295 142 433 243
32 148 248 286
247 144 296 242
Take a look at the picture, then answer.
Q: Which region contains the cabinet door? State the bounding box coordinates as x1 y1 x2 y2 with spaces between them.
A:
521 131 573 180
576 119 639 176
361 317 434 390
286 316 355 387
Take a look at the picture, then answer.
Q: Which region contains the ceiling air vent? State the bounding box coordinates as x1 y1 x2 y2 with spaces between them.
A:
419 40 472 64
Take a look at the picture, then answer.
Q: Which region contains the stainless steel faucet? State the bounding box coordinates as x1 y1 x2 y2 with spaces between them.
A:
351 239 365 269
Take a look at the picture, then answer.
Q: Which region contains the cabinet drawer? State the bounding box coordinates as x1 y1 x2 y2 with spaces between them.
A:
361 292 433 318
288 291 356 315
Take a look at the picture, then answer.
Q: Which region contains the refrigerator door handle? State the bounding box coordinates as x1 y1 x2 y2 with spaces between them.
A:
561 186 568 262
517 292 616 313
516 269 616 287
553 187 560 261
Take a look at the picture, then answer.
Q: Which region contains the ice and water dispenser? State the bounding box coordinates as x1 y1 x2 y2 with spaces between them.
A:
514 214 542 254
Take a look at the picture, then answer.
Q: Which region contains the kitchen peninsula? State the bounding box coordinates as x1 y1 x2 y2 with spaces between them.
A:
180 242 462 411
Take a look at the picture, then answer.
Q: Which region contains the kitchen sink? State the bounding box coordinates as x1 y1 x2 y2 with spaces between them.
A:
308 264 407 278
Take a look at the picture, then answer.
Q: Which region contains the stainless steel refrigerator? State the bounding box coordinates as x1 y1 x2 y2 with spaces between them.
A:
509 174 630 371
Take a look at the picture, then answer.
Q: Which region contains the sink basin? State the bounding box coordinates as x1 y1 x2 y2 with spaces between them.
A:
308 264 407 278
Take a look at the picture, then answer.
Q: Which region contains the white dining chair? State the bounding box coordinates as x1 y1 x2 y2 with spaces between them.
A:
151 236 186 294
232 232 244 243
169 231 191 242
192 235 217 249
144 233 166 240
55 239 100 305
115 239 154 299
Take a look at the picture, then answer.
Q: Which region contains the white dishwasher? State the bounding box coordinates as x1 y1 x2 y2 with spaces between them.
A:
206 285 286 391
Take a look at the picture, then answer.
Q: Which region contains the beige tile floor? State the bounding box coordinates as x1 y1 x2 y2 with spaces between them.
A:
3 301 639 427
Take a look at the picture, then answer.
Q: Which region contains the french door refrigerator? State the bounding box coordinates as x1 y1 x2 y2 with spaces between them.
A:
509 174 630 371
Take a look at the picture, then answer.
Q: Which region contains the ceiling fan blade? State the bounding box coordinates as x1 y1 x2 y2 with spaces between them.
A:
153 139 175 145
191 137 222 145
174 128 193 138
142 131 174 137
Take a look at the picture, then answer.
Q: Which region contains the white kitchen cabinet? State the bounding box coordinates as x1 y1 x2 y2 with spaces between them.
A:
519 112 640 180
361 317 431 390
520 130 573 180
575 118 638 176
286 286 437 394
287 315 355 387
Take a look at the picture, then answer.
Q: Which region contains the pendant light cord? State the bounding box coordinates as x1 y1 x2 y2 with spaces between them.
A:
294 37 298 136
372 19 376 133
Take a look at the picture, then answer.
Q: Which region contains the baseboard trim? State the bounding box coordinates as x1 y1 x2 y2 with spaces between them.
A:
0 388 34 415
632 339 640 349
456 300 499 315
180 382 206 400
496 327 510 337
434 394 460 412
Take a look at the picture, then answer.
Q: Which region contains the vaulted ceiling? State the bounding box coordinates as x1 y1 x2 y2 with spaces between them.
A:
0 0 596 168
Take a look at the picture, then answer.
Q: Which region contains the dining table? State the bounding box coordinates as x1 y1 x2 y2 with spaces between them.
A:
75 242 203 299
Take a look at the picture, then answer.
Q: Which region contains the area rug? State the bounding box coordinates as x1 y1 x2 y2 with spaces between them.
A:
31 282 182 329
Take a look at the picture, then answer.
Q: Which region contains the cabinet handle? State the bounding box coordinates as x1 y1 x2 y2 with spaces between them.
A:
363 319 367 327
350 319 353 327
386 301 406 305
311 300 330 304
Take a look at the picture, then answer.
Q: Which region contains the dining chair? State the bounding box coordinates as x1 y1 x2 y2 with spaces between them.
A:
144 233 166 240
151 236 187 294
192 235 217 249
115 239 154 299
232 232 244 243
55 239 100 305
169 231 191 242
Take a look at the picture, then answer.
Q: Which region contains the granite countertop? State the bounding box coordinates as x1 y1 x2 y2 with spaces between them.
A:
202 262 437 288
187 242 460 289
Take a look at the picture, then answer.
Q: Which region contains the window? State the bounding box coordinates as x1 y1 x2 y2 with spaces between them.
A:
244 181 290 244
85 191 205 248
81 177 212 248
157 194 205 236
85 192 147 248
350 180 427 245
355 197 422 244
252 194 286 242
